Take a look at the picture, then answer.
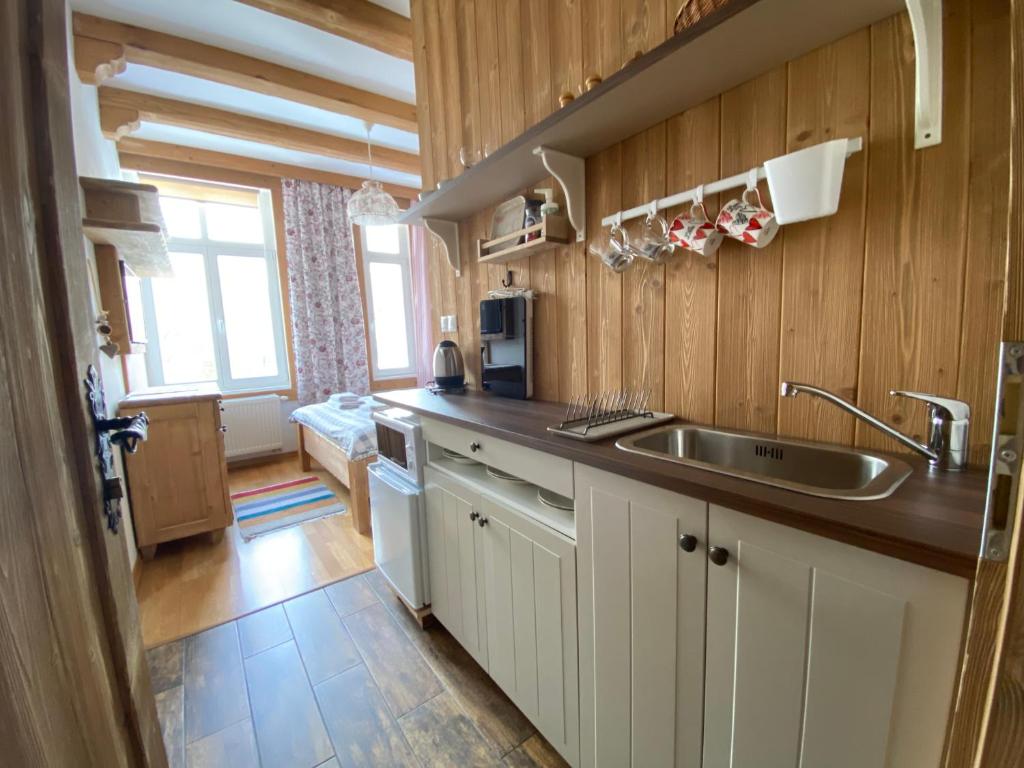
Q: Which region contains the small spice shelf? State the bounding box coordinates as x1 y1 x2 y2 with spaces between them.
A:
477 215 572 264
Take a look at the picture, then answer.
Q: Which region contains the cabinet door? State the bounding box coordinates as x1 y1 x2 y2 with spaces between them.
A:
480 495 579 766
122 402 227 546
704 505 969 768
575 464 708 768
423 467 488 669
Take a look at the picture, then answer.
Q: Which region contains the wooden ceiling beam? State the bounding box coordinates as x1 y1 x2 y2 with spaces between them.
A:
234 0 413 61
73 13 417 132
117 138 420 201
98 87 420 176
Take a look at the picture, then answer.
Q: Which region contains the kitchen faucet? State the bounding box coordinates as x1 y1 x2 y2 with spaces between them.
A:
780 382 970 471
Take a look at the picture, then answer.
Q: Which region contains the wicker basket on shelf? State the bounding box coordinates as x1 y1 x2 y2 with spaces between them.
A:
673 0 734 34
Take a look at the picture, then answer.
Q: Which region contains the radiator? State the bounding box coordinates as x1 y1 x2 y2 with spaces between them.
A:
221 395 284 459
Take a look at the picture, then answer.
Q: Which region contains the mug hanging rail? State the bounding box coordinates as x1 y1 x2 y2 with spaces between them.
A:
600 136 863 228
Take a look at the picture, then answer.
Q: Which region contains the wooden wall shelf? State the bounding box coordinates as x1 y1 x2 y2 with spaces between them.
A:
399 0 903 230
477 215 572 264
80 176 170 277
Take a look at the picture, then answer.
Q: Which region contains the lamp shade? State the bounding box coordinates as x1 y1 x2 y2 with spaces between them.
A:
347 180 400 226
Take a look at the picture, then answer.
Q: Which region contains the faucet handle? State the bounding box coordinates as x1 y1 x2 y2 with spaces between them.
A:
889 390 970 422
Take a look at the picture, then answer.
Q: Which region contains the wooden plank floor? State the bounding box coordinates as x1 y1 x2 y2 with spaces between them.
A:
148 570 568 768
135 455 375 648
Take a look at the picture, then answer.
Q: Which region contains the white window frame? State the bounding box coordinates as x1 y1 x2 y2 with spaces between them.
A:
142 187 291 394
359 224 417 380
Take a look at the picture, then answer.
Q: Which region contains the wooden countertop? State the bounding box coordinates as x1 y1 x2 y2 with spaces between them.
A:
119 382 222 408
377 388 987 577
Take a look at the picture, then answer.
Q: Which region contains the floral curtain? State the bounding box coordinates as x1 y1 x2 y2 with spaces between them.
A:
281 179 370 404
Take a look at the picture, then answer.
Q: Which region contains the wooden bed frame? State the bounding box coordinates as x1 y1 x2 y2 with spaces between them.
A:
296 423 373 536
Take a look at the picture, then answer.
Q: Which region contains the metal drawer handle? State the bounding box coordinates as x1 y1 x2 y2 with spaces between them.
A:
219 425 228 433
469 441 481 452
469 511 480 522
679 534 698 552
477 516 488 527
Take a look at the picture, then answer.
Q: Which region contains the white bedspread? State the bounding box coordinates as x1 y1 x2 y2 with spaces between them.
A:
289 394 382 460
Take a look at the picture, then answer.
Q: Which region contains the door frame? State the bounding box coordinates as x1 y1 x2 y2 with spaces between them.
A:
0 0 165 765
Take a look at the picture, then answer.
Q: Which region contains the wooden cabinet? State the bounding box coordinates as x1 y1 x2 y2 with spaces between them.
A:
423 465 488 668
480 494 579 766
704 505 968 768
575 463 708 768
119 384 232 558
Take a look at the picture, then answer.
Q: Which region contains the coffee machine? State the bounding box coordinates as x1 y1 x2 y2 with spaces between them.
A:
479 296 532 399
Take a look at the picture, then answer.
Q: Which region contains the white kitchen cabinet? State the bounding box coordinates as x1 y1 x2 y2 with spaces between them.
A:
575 464 709 768
423 465 488 669
704 505 968 768
479 494 579 766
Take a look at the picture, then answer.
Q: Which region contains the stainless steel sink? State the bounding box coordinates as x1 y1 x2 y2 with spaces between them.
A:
615 425 913 501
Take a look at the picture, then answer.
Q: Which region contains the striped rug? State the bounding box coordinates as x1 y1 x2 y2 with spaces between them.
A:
232 476 347 540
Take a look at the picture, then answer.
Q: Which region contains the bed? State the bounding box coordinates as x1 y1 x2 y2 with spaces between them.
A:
289 394 382 536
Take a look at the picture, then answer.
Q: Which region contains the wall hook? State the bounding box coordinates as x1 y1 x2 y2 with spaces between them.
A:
501 270 514 289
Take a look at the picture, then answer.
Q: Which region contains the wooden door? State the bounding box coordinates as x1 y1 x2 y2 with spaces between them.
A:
479 494 579 766
575 464 707 768
423 466 488 668
705 505 968 768
0 0 165 764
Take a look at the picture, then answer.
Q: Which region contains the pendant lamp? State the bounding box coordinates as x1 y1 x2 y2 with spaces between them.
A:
346 121 400 226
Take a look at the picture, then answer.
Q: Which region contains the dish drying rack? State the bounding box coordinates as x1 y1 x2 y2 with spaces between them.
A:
547 389 675 442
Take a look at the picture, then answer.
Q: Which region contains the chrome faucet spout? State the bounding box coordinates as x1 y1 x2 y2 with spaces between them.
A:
779 381 969 471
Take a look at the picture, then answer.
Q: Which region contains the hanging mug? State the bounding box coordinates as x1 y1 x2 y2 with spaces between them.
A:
716 170 779 248
669 198 723 258
589 223 634 273
629 208 673 263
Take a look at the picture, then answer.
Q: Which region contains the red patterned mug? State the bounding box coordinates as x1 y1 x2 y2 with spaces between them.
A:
715 186 779 249
669 202 723 258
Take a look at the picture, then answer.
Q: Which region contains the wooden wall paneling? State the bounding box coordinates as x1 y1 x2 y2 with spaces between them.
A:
455 0 481 168
620 124 667 409
856 1 972 453
582 0 623 84
410 0 435 190
776 30 870 445
715 67 788 432
457 212 482 389
550 0 584 109
475 0 502 165
663 97 721 423
437 0 463 180
955 0 1011 465
420 0 448 185
621 0 667 62
497 0 525 145
586 145 624 394
522 0 555 128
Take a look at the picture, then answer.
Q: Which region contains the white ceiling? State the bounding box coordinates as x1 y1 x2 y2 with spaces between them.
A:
71 0 421 188
71 0 415 102
133 122 422 189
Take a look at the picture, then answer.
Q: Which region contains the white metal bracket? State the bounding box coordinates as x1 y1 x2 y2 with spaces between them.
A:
907 0 942 148
533 146 586 242
423 218 460 276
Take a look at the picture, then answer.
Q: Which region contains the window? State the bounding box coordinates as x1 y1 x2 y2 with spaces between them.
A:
359 224 416 380
141 182 290 394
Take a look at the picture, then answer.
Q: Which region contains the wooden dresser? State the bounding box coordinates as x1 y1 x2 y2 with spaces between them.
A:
119 384 232 559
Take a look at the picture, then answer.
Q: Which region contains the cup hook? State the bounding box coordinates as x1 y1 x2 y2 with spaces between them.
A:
647 199 659 219
746 168 759 191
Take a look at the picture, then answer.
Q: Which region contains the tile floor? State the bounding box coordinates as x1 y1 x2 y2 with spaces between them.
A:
148 568 567 768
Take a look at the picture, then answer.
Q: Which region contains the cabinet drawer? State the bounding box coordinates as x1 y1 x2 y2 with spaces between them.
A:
422 417 573 498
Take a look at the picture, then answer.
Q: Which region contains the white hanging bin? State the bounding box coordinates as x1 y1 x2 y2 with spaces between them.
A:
763 138 862 225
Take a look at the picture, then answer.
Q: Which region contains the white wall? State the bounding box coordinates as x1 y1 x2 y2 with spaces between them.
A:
66 4 141 571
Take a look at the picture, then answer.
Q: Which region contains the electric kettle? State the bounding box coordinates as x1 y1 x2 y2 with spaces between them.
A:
432 340 465 390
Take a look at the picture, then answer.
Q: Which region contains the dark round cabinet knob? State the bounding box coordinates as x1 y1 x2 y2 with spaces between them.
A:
679 534 698 553
469 441 481 452
477 516 488 527
469 511 480 522
708 546 730 567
